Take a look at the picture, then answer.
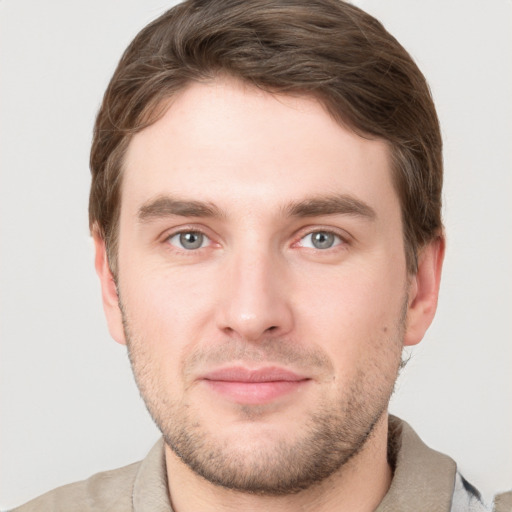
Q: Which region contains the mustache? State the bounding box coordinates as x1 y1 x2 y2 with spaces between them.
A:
119 299 335 377
183 337 334 376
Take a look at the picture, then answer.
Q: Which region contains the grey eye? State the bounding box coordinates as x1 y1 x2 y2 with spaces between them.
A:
168 231 208 250
300 231 341 250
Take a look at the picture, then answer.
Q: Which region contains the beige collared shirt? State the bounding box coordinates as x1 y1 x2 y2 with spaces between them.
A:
10 417 496 512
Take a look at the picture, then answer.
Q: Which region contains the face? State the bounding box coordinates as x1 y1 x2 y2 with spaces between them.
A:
96 78 442 495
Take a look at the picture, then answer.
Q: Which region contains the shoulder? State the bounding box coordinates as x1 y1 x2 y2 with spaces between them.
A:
9 461 141 512
493 490 512 512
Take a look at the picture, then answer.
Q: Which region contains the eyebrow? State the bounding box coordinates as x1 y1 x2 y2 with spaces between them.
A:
137 193 376 222
138 196 224 222
283 194 376 220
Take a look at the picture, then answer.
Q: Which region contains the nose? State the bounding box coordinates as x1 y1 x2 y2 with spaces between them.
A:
216 248 294 342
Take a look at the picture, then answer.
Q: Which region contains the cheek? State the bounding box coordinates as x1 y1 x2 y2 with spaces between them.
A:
119 262 219 350
293 259 406 364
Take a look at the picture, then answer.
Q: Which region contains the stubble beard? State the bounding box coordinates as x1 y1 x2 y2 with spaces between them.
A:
121 303 405 496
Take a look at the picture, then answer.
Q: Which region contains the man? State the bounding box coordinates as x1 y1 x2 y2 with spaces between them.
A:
10 0 505 510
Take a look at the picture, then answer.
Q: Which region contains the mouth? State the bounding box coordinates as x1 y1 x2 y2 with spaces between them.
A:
200 366 311 405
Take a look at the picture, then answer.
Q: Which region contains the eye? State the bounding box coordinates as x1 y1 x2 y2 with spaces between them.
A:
299 230 343 250
167 231 210 250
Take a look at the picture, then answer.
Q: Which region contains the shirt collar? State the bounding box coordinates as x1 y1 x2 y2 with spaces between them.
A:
376 415 457 512
133 438 173 512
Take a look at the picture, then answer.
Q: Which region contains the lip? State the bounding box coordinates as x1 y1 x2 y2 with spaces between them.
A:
200 366 310 405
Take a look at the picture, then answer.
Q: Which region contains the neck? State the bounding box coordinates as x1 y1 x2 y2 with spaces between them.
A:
165 412 392 512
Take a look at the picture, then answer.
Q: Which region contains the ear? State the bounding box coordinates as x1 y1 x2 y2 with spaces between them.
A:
403 234 445 346
92 230 127 345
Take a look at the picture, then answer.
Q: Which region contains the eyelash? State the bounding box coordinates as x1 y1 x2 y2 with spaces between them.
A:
292 225 350 252
165 228 213 252
163 227 349 253
296 230 345 250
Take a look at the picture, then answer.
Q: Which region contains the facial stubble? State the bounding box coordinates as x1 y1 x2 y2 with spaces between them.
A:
121 300 405 496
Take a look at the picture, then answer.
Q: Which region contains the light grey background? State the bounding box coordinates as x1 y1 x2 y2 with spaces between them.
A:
1 0 511 509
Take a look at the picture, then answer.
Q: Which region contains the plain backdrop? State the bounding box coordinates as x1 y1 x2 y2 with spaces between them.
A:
1 0 511 509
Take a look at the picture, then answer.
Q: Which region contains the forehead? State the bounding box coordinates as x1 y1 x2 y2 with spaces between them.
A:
122 78 397 218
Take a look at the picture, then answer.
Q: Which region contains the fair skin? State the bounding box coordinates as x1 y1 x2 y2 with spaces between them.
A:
94 78 444 512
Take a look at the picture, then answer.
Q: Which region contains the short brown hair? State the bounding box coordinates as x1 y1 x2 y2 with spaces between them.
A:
89 0 443 276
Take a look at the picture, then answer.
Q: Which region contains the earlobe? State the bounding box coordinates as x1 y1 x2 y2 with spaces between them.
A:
403 234 445 346
92 230 127 345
